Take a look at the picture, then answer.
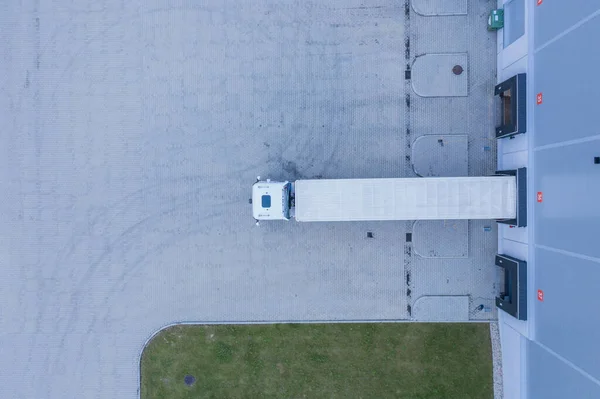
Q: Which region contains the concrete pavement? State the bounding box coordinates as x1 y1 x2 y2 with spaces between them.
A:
0 0 497 397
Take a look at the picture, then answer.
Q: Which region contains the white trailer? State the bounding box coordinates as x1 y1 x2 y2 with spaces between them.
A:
252 169 527 226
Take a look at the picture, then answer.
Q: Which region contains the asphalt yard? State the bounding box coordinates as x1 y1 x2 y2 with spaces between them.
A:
1 0 498 397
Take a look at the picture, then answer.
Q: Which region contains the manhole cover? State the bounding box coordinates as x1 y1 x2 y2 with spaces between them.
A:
452 65 464 75
184 375 196 386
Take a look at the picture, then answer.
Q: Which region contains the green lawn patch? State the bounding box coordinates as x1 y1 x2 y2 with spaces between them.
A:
141 323 492 399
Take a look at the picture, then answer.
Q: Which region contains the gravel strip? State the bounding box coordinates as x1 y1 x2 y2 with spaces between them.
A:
490 321 504 399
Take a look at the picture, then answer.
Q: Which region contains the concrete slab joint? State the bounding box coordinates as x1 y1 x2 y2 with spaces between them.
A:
413 220 469 258
411 134 468 177
413 296 470 321
411 53 469 97
412 0 468 16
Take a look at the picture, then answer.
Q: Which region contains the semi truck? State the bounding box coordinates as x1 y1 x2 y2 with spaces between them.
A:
251 168 526 226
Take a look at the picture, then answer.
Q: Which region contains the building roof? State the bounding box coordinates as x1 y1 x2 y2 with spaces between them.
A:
497 0 600 397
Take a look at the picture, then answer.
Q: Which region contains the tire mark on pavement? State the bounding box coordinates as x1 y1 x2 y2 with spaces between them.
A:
53 202 235 368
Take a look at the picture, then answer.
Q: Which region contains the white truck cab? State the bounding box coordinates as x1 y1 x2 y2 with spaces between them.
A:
251 180 293 221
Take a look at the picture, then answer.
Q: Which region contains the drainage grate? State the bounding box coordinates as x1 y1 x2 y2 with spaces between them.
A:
452 65 464 75
184 375 196 386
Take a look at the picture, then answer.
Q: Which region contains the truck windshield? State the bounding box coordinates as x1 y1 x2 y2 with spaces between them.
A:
283 183 291 219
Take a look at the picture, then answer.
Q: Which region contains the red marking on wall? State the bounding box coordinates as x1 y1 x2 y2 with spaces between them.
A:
537 0 543 6
536 93 543 104
537 289 544 301
537 192 543 203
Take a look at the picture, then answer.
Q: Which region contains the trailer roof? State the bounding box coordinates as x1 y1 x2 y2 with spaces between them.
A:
294 177 517 222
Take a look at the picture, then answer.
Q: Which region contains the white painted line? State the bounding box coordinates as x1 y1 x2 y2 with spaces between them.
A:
535 341 600 387
533 134 600 152
535 244 600 264
535 8 600 54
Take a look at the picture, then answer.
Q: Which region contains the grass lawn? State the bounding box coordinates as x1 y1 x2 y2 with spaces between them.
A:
141 323 493 399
